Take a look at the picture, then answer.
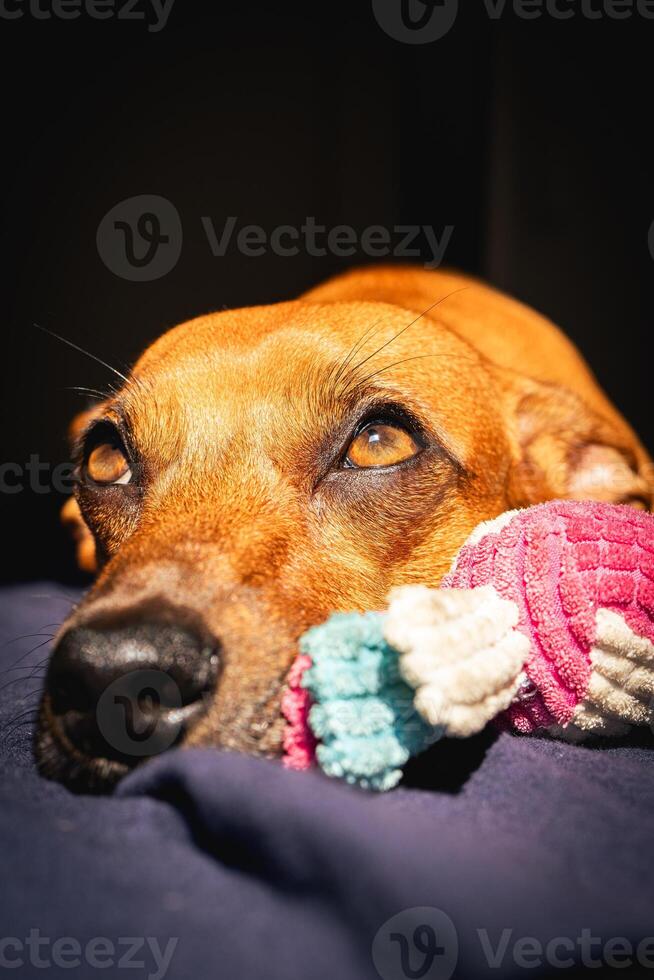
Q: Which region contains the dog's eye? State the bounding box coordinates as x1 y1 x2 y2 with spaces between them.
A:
84 440 132 486
345 422 421 469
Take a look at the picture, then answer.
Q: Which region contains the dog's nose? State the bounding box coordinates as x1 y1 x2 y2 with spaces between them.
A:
45 621 219 765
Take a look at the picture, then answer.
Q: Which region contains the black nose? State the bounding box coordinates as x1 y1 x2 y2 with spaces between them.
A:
45 621 219 766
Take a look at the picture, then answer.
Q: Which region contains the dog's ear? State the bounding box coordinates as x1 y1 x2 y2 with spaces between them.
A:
500 376 654 510
60 407 100 573
61 496 97 573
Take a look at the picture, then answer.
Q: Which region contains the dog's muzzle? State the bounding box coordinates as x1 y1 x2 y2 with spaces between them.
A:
38 616 219 789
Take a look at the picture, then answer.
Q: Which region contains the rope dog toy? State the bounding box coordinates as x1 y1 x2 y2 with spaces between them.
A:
282 500 654 789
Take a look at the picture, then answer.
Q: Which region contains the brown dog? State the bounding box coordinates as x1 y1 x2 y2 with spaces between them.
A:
36 265 654 791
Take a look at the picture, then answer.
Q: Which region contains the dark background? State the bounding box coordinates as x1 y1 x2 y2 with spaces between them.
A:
1 1 652 583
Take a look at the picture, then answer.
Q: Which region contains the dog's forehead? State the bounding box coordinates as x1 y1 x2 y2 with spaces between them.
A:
120 298 493 466
134 299 478 400
133 299 453 374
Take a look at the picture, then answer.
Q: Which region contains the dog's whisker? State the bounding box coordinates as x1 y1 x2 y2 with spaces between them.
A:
122 367 150 398
352 353 445 389
0 658 50 680
2 720 40 745
0 671 48 697
0 706 41 739
1 631 57 650
65 386 109 401
346 350 483 396
0 637 56 678
342 287 471 393
331 316 388 387
0 652 52 678
34 322 130 386
0 666 48 684
3 724 36 741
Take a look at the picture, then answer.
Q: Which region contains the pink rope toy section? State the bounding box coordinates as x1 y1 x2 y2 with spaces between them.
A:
281 654 316 771
444 500 654 733
281 500 654 784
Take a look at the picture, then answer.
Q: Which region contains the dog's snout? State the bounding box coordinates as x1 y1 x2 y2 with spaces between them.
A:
49 622 218 712
42 619 219 783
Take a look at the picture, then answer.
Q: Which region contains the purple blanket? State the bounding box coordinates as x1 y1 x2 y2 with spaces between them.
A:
2 584 654 979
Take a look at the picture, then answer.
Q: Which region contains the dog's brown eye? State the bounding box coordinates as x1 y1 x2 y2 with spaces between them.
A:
345 422 421 469
85 443 132 486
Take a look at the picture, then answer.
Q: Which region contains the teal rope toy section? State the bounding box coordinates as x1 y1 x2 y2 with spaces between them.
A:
300 611 443 790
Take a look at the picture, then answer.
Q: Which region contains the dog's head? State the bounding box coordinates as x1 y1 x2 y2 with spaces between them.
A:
36 269 653 790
